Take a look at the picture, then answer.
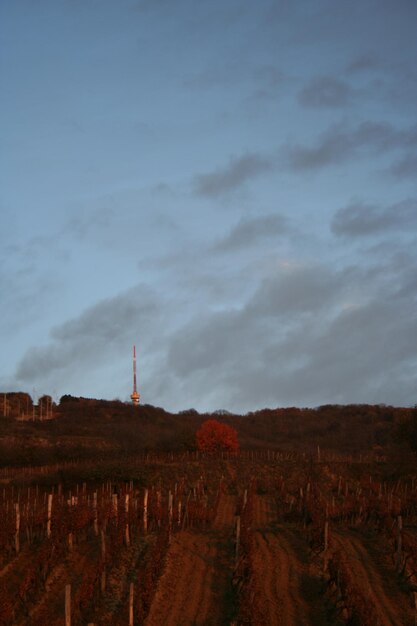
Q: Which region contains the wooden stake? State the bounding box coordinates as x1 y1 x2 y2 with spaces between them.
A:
157 490 161 528
177 500 182 527
235 516 241 565
125 494 130 546
143 489 148 533
396 515 403 571
47 494 53 539
101 530 106 560
129 582 134 626
15 502 20 553
93 491 98 536
65 584 71 626
112 493 118 520
413 592 417 626
168 490 173 530
323 520 329 572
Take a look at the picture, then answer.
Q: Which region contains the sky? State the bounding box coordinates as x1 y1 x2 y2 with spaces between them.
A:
1 0 416 413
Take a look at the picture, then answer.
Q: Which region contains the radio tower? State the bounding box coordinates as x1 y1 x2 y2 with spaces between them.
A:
130 345 140 406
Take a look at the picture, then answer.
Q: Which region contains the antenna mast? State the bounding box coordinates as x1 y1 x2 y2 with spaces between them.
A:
130 345 140 406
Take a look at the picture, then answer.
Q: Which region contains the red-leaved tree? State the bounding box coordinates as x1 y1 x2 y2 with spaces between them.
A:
196 419 239 454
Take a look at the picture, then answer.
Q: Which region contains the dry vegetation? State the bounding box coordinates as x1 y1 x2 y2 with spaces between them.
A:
0 397 416 625
0 395 415 466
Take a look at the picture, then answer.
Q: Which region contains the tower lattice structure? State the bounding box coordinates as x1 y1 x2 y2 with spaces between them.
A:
130 345 140 406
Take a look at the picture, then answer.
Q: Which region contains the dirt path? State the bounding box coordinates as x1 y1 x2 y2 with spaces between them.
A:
250 494 340 626
24 561 69 626
252 490 276 527
145 493 236 626
331 528 415 626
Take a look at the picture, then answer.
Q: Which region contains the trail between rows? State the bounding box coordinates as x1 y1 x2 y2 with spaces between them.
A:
145 493 236 626
137 493 415 626
251 494 340 626
331 528 415 626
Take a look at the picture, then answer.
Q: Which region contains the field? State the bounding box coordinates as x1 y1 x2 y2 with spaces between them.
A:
1 450 417 625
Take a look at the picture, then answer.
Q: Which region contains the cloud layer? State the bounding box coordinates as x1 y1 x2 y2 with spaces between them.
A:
193 154 274 197
285 121 417 171
331 199 417 237
2 0 417 412
14 241 417 412
214 214 287 251
298 76 353 108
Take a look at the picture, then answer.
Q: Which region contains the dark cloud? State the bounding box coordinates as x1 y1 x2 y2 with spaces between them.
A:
250 65 288 101
0 234 69 334
167 310 249 378
331 199 417 237
285 125 348 170
11 245 417 412
166 263 346 388
345 54 380 74
269 295 417 407
193 153 274 197
164 259 417 411
185 61 287 101
285 121 417 171
390 153 417 179
298 76 353 108
248 265 345 317
15 286 162 388
65 206 117 241
214 214 287 252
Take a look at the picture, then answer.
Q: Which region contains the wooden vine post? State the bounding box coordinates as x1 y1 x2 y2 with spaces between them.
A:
65 584 71 626
324 520 329 551
129 582 134 626
323 519 329 571
235 516 241 566
93 491 98 536
413 592 417 626
177 500 182 527
47 493 53 539
15 502 20 553
168 490 173 536
125 494 130 547
143 489 148 533
100 530 106 593
157 490 161 528
112 494 118 521
396 515 403 572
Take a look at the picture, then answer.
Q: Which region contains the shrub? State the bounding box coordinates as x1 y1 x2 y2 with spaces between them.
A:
195 419 239 454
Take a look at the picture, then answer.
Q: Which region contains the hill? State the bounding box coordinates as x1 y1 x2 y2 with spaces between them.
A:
0 395 414 467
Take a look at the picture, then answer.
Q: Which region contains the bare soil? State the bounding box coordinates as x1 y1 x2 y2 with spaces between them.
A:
331 527 415 626
145 494 237 626
251 495 341 626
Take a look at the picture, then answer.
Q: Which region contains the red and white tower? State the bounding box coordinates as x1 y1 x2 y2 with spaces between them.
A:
130 345 140 406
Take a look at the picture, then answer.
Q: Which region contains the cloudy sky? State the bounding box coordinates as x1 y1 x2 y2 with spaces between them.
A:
1 0 416 413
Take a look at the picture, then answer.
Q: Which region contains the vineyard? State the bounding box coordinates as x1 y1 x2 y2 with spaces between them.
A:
1 450 417 625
